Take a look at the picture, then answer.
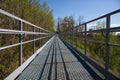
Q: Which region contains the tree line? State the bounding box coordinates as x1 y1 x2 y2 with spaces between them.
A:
60 18 120 78
0 0 54 31
0 0 54 79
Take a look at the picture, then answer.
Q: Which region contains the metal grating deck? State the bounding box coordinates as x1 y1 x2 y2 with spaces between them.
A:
16 35 95 80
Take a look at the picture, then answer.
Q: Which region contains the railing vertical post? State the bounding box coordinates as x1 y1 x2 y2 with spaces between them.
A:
18 20 22 66
39 29 41 48
70 28 71 44
69 32 70 43
70 30 72 44
41 31 43 46
65 33 67 41
63 33 64 40
71 30 72 44
76 27 78 48
84 24 87 55
33 26 35 54
72 28 73 45
65 33 66 41
69 31 70 43
105 15 110 71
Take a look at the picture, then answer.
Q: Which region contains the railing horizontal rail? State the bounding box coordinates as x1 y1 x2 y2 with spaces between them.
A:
22 36 49 44
78 9 120 25
0 8 53 69
67 37 120 47
5 37 54 80
0 43 21 51
62 26 120 34
0 9 51 33
0 36 49 51
60 9 120 79
0 28 49 35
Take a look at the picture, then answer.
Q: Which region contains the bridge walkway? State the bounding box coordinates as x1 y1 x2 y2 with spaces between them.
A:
15 35 101 80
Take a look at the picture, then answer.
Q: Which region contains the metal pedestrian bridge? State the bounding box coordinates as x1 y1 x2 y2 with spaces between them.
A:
12 35 97 80
0 9 120 80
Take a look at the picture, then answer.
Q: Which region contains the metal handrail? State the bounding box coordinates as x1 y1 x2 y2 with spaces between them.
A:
60 9 120 80
0 9 51 33
5 36 55 80
0 9 53 67
0 28 49 34
77 9 120 25
0 36 49 51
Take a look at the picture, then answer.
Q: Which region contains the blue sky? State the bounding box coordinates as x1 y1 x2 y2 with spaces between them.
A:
40 0 120 25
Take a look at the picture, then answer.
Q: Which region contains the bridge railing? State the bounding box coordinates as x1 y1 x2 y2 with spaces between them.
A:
60 9 120 79
0 9 53 78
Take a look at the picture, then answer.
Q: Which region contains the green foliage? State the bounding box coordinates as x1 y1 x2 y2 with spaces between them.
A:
62 22 120 77
0 0 54 31
0 0 54 79
87 34 120 77
0 47 19 79
57 16 75 32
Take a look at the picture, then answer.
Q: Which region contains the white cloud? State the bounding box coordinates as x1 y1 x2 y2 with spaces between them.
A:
87 23 120 28
111 24 120 27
